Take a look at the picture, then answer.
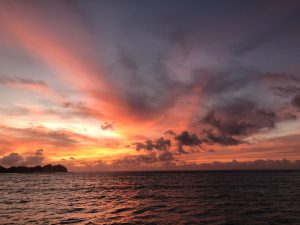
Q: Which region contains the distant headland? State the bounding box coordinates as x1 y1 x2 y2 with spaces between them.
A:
0 164 68 173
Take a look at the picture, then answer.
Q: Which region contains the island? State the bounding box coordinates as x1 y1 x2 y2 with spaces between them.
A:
0 164 68 173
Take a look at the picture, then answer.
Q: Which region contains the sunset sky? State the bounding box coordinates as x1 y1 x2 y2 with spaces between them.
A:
0 0 300 171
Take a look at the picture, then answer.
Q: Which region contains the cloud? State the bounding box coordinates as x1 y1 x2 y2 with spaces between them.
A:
182 159 300 170
201 100 277 145
0 149 44 167
0 76 47 87
175 131 202 146
130 131 203 163
158 151 174 162
59 157 300 172
155 138 171 151
0 153 23 167
174 131 202 153
0 0 129 124
101 122 114 131
272 86 300 97
0 125 99 154
0 76 51 94
0 0 300 168
260 73 300 99
111 151 176 169
113 153 158 166
61 101 106 119
35 149 43 155
23 152 44 166
0 0 298 130
133 137 171 151
291 94 300 109
205 132 241 146
203 111 254 136
164 130 176 136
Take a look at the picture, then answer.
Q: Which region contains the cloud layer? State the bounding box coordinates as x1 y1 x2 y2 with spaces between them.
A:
0 1 299 170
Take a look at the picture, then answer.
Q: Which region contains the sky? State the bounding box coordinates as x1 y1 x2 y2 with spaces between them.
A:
0 0 300 171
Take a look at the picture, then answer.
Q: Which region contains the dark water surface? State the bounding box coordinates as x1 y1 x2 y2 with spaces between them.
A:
0 171 300 225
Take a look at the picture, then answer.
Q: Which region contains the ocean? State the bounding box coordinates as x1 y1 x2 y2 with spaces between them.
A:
0 171 300 225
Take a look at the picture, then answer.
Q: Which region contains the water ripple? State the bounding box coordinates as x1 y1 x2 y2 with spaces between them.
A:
0 171 300 224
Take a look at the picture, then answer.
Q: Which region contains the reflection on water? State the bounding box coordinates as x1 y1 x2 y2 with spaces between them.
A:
0 171 300 224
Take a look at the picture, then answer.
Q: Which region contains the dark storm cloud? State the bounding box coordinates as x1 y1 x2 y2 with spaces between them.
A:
133 137 171 151
0 0 299 122
175 131 202 146
201 101 277 145
175 131 202 153
132 131 204 158
205 132 241 146
199 71 300 110
109 45 180 118
131 133 202 162
73 0 300 123
76 1 243 116
155 138 171 151
291 94 300 109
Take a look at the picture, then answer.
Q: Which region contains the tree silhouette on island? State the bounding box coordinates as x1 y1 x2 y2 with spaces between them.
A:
0 164 68 173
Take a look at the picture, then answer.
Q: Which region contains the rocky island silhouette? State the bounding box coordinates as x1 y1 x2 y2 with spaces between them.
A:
0 164 68 173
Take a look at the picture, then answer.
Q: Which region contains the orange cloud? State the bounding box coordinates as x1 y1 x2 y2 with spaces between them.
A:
0 1 168 137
